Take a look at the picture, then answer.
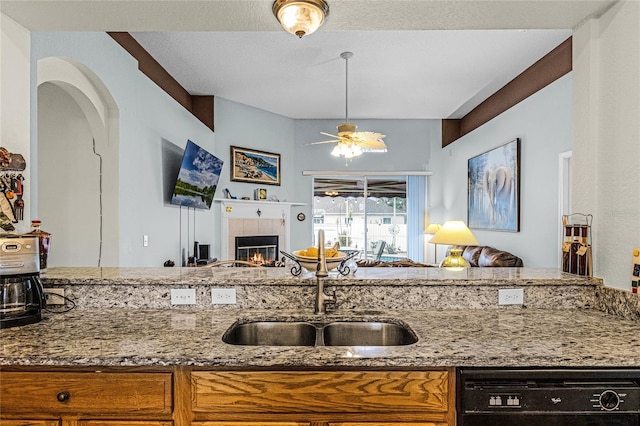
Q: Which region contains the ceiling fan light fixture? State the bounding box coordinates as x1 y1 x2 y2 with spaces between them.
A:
308 51 388 160
272 0 329 38
337 122 357 136
331 142 363 159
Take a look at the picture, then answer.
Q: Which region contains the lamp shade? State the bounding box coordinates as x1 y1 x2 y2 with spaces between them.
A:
424 223 441 235
429 220 479 246
272 0 329 38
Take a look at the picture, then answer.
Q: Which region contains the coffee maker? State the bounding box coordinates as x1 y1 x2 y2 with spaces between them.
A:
0 234 46 328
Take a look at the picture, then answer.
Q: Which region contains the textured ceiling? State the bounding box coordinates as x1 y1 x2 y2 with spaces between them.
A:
2 0 615 119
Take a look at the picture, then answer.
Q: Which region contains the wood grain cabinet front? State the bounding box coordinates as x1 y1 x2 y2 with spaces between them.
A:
0 371 173 424
192 423 310 426
329 423 448 426
191 370 454 425
77 422 173 426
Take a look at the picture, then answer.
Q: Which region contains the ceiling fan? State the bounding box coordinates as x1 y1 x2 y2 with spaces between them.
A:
309 51 387 159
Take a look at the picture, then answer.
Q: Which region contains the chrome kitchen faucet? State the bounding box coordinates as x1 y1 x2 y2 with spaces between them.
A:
314 229 336 314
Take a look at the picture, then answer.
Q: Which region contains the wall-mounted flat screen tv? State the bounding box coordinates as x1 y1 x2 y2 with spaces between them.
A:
170 140 224 210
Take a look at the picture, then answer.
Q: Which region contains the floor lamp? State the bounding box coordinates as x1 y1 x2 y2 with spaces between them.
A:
424 223 441 264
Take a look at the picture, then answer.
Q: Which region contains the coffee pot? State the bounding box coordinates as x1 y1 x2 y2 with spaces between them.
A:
0 234 46 328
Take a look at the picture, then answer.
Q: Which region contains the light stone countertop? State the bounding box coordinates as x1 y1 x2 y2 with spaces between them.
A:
2 267 638 369
41 266 603 286
1 307 639 368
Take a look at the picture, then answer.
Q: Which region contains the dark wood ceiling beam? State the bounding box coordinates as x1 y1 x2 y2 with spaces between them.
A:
442 36 572 147
107 32 214 132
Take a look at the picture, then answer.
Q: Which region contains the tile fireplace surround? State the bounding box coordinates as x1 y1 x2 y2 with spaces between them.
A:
218 200 304 262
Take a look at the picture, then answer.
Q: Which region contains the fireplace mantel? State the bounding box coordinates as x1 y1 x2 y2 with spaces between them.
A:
216 199 305 261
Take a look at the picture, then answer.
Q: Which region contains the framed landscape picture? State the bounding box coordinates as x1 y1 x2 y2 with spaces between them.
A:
468 138 520 232
230 146 281 186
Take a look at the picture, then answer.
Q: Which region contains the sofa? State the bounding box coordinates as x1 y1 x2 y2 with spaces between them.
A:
458 245 524 267
355 246 523 268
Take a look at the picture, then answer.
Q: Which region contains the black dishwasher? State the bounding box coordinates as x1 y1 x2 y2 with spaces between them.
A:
458 368 640 425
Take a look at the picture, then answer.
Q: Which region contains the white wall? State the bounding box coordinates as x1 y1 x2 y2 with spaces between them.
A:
211 97 296 259
429 75 573 267
291 119 438 251
38 83 106 266
572 0 640 290
1 14 31 232
30 32 216 267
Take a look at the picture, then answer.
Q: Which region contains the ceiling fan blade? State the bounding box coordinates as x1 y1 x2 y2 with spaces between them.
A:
320 132 341 139
359 141 388 151
307 139 341 145
350 132 387 151
354 131 386 140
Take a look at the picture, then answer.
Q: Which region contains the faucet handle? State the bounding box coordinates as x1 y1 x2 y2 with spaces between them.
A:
327 288 337 304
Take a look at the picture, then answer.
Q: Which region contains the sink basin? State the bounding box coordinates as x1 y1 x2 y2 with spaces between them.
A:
323 321 418 346
222 319 417 347
222 321 317 346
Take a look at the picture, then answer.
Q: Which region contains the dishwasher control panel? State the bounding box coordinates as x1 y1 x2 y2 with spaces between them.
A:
459 368 640 414
477 387 639 412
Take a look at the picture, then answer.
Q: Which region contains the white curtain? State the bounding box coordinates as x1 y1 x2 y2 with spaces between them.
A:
407 175 427 262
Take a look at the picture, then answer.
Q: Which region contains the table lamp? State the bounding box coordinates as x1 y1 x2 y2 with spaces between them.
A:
424 222 442 264
429 220 479 269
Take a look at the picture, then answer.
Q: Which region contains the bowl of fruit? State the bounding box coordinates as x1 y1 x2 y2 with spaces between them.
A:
292 245 347 273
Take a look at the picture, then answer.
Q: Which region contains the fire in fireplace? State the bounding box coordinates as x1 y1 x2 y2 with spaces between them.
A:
235 235 279 266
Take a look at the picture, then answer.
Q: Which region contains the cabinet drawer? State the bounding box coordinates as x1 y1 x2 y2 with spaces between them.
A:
0 372 173 415
0 421 60 426
192 371 449 414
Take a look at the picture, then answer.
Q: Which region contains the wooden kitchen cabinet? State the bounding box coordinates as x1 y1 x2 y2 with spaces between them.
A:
0 371 173 425
192 423 310 426
190 369 455 425
77 422 173 426
329 423 448 426
1 368 454 426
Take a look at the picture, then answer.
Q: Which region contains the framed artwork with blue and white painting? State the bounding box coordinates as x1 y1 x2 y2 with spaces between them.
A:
230 146 281 186
170 140 224 210
468 138 520 232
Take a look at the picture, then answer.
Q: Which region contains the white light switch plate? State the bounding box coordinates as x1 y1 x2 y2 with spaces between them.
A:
170 288 196 305
212 288 237 304
498 288 524 305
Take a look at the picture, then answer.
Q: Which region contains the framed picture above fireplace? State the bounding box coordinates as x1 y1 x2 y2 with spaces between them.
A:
231 146 281 186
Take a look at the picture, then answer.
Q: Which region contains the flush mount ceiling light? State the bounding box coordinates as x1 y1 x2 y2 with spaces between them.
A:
272 0 330 38
309 52 387 160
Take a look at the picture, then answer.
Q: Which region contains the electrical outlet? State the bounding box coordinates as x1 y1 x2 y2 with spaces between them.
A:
212 288 236 305
498 288 524 305
170 288 196 305
143 235 149 247
45 288 66 305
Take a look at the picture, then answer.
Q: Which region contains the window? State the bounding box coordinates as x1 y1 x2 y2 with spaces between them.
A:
312 175 425 261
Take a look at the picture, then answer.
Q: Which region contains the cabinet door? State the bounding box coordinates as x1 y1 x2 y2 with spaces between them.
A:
329 423 448 426
0 421 60 426
192 423 309 426
77 422 173 426
192 371 449 415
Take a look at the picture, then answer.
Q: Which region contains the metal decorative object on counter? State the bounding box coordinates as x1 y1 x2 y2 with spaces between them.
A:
279 250 358 277
561 213 593 276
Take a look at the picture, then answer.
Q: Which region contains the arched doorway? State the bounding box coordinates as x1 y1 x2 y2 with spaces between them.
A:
37 57 119 266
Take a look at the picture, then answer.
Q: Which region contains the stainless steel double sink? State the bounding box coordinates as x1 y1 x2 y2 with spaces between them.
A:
222 319 418 347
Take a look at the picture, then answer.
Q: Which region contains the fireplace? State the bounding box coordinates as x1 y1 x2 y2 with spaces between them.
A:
219 200 304 262
235 235 279 266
